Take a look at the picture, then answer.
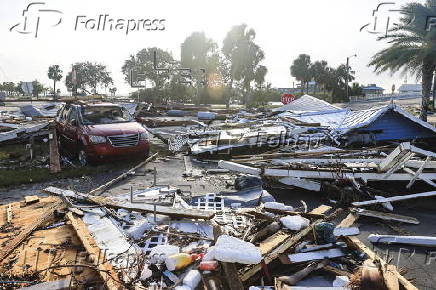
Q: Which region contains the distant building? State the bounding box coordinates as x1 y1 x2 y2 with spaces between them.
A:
398 84 422 94
362 84 384 95
285 104 436 145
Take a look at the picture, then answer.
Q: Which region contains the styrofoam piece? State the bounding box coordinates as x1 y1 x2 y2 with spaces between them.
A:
280 215 310 231
333 276 349 287
175 286 191 290
264 202 294 211
183 270 201 288
204 235 261 264
140 265 152 280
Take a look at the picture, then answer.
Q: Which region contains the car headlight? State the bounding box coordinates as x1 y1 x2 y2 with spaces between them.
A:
139 131 149 141
89 135 107 144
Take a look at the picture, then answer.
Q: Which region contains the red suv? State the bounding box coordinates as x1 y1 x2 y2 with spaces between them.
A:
55 102 150 166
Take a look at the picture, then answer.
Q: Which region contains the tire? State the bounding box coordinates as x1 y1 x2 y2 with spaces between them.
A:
78 149 88 167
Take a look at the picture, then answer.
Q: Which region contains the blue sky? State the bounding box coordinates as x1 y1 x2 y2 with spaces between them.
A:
0 0 422 95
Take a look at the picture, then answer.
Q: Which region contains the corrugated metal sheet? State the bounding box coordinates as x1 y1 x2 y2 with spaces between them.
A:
280 109 349 127
273 95 341 113
287 104 436 141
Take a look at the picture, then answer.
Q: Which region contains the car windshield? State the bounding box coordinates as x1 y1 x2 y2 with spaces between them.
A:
80 106 132 125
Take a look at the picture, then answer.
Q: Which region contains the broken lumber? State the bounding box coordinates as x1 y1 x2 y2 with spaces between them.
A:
0 199 64 262
337 213 359 228
49 125 61 173
218 160 261 176
66 212 125 290
24 195 40 205
342 236 417 290
88 153 158 195
382 264 400 290
239 205 331 282
356 209 419 224
263 208 325 219
352 191 436 207
43 187 215 220
6 204 12 224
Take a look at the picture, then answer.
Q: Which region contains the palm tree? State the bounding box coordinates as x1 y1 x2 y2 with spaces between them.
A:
290 54 312 93
310 60 329 95
369 1 436 121
48 65 63 100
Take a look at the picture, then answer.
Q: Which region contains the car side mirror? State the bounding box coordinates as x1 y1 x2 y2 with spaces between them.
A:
71 119 78 126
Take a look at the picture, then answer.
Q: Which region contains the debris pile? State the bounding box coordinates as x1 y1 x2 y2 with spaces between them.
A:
0 181 420 289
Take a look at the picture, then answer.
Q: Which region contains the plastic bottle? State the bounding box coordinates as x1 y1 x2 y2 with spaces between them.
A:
165 253 203 271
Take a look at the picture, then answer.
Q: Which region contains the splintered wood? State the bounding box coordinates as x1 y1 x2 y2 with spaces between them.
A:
0 198 64 262
49 126 61 173
239 205 332 282
67 212 125 290
43 186 215 220
0 197 98 285
343 236 417 290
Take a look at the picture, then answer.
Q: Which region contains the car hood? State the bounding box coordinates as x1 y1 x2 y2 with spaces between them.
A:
83 122 145 136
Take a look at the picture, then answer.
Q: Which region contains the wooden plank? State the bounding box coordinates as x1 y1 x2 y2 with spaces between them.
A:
66 212 125 290
239 206 330 282
88 153 158 195
352 191 436 207
258 232 289 255
342 236 417 290
382 264 400 290
218 160 261 175
356 209 419 224
6 204 12 224
309 205 332 215
406 157 431 189
49 126 61 173
337 213 359 228
263 208 325 219
0 199 64 262
403 167 436 188
24 195 40 205
43 187 215 220
272 158 436 169
264 168 436 181
379 143 411 172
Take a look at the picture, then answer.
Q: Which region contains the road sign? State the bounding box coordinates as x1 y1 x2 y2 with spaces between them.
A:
281 93 295 105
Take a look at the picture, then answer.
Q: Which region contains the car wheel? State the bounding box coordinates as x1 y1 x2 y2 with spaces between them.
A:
78 150 88 167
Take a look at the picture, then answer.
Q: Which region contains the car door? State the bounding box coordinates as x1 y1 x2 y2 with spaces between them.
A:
64 107 80 153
